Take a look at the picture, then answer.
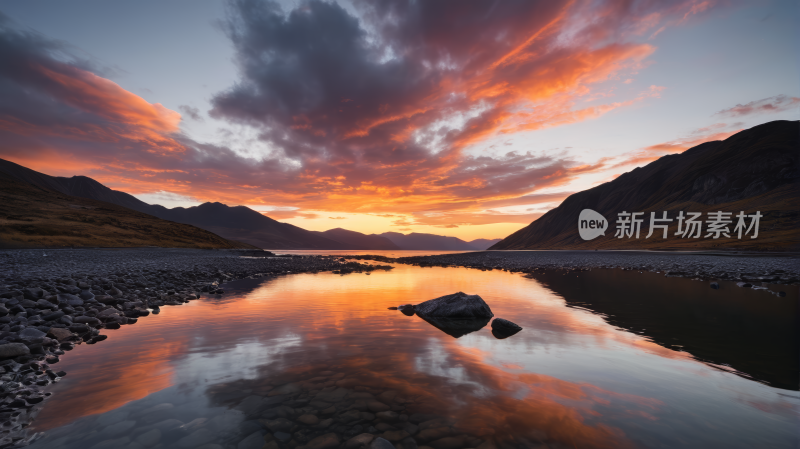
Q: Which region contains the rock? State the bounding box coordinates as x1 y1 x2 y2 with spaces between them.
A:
0 306 7 316
0 343 28 359
376 411 399 421
177 428 215 448
370 437 396 449
417 427 451 442
90 437 131 449
315 387 348 402
19 327 46 343
345 433 376 449
420 316 490 338
99 420 137 439
414 292 493 319
737 282 752 288
297 414 319 425
490 318 522 339
74 316 101 326
274 431 292 442
367 401 390 413
23 288 43 300
303 433 340 449
264 418 294 433
47 327 74 341
428 437 464 449
69 323 90 333
710 282 720 289
43 310 65 321
80 290 95 300
57 293 84 306
237 431 263 449
399 437 418 449
777 291 787 297
36 299 56 309
398 304 415 316
381 430 410 442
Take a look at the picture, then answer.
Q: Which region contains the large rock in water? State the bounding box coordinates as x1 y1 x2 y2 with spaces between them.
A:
413 292 494 319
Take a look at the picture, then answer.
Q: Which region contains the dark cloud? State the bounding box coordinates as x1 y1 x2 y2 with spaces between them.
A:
179 105 204 121
714 95 800 118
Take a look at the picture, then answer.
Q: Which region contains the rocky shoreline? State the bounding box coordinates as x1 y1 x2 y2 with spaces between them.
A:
347 250 800 287
0 248 392 448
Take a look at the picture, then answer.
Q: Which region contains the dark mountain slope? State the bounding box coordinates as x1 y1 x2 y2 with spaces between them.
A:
0 172 256 249
380 232 479 250
492 120 799 251
0 159 347 250
315 228 400 250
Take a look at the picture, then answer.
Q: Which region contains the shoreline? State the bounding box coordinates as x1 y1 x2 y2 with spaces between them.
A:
342 250 800 286
0 248 391 447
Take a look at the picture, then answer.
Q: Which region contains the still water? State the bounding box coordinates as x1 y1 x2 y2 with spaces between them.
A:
27 258 799 449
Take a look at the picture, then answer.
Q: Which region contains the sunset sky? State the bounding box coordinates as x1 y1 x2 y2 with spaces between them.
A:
0 0 797 240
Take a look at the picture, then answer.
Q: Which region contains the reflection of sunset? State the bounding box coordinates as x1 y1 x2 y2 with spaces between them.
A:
32 265 733 444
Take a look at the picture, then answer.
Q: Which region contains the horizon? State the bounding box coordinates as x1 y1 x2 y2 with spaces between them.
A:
0 1 798 241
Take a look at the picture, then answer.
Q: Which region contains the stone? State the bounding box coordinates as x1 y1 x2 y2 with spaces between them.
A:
370 437 396 449
43 311 65 321
274 431 292 442
428 437 466 449
238 395 266 415
345 433 376 449
80 290 96 300
777 291 787 297
377 411 399 421
304 433 340 449
177 428 215 448
399 437 419 449
36 299 56 309
58 293 84 306
90 437 131 449
367 401 390 413
100 420 137 439
19 327 46 343
264 417 294 433
297 414 319 425
414 292 493 319
263 442 279 449
23 288 43 300
47 327 74 341
74 316 101 326
417 427 452 443
398 304 415 316
710 282 720 289
237 431 263 449
490 318 522 339
382 430 410 442
315 387 348 403
135 429 161 447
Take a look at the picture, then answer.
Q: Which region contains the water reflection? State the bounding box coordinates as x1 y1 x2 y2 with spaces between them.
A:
528 269 800 390
26 265 799 449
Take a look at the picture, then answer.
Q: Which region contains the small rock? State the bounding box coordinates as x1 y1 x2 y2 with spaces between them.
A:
710 282 720 290
370 437 396 449
135 428 161 447
297 414 319 425
0 343 30 359
304 433 341 449
237 431 263 449
19 328 46 343
367 401 390 413
47 327 74 342
414 292 493 319
490 318 522 339
274 431 292 442
346 433 376 449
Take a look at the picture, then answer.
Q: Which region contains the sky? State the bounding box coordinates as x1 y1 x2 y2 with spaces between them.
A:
0 0 797 241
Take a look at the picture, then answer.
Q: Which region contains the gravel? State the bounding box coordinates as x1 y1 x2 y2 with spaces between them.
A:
351 250 800 285
0 248 392 448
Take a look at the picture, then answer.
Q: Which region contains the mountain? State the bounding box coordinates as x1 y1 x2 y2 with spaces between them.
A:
379 232 479 250
0 172 256 249
467 238 502 250
0 159 347 250
315 228 400 250
491 120 800 251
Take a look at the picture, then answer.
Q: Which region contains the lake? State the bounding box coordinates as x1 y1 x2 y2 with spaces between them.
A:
25 254 799 449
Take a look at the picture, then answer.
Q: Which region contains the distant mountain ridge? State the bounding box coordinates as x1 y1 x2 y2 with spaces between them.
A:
0 159 499 250
378 232 500 251
491 120 799 251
